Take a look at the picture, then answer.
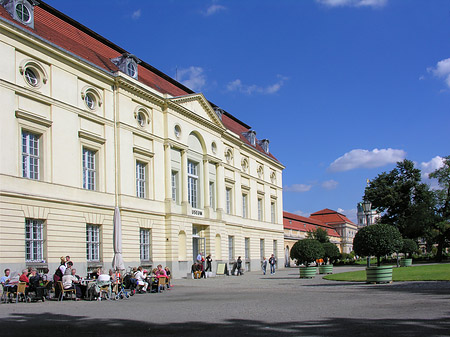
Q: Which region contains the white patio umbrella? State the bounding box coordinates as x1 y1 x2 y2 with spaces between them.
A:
112 206 125 271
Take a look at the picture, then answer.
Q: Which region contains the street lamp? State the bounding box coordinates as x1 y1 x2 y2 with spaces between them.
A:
362 199 372 267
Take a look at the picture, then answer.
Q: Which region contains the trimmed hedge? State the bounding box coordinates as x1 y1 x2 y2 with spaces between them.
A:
290 239 324 267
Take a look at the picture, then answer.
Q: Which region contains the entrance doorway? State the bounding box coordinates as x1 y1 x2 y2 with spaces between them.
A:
193 236 206 263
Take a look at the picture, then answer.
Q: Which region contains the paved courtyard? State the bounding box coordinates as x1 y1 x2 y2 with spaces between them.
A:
1 266 449 336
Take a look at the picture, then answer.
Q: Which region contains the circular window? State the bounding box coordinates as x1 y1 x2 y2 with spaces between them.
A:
137 111 145 126
127 62 137 78
174 125 181 138
85 92 96 110
24 68 39 87
211 142 217 154
16 3 31 23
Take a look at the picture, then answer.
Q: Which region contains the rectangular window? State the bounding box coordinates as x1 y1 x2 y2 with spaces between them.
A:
86 224 100 262
22 131 40 180
258 198 263 221
82 148 96 190
271 201 276 224
209 182 215 209
260 239 265 261
226 187 232 214
228 235 234 261
25 219 44 262
188 161 198 208
245 237 250 261
242 194 248 218
140 229 151 261
171 170 178 202
136 161 146 198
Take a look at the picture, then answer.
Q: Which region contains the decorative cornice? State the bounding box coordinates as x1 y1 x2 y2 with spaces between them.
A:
78 130 105 144
15 110 52 128
133 146 154 158
116 77 165 106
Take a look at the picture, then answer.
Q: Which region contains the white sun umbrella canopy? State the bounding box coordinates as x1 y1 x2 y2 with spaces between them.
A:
112 206 125 271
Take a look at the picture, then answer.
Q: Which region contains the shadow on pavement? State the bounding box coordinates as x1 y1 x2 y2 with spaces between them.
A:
2 312 450 337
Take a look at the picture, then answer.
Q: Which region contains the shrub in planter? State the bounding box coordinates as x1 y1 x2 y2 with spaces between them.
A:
400 239 418 267
322 242 340 264
353 223 403 283
290 239 324 278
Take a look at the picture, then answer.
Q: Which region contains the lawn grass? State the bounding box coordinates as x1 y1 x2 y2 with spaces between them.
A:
323 264 450 282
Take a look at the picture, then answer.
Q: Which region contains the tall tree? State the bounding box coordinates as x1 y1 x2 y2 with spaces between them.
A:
429 155 450 261
364 159 436 239
306 227 330 243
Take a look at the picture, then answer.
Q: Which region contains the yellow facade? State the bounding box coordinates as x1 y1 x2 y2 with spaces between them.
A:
0 4 284 278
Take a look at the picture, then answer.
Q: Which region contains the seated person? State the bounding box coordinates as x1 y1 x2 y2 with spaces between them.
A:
134 266 148 293
71 269 86 299
62 268 82 300
19 269 30 284
156 265 167 278
90 267 101 280
150 268 159 292
1 268 10 287
28 269 40 291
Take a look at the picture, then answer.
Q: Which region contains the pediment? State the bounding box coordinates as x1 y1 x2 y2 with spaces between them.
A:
169 94 225 130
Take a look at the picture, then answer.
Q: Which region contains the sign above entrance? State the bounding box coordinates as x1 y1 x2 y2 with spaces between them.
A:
191 209 204 217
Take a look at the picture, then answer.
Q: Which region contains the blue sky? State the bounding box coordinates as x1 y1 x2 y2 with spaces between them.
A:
45 0 450 222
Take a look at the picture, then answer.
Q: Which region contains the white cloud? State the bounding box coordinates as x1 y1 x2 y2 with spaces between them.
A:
284 184 312 193
203 4 226 16
227 75 288 95
316 0 387 8
428 58 450 88
337 208 358 224
322 180 339 190
328 148 406 172
420 156 444 189
177 66 206 92
131 9 141 20
292 210 311 218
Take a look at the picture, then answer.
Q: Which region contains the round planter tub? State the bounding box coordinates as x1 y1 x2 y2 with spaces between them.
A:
299 266 317 278
366 265 393 283
318 264 333 274
400 258 412 267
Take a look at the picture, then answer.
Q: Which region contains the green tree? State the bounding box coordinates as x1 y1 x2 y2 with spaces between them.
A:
429 155 450 261
401 239 418 258
364 159 436 239
322 242 340 264
353 223 403 266
306 227 330 243
290 239 324 267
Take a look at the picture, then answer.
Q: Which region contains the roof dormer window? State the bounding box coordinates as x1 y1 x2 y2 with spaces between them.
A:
111 53 141 79
242 130 257 146
2 0 38 28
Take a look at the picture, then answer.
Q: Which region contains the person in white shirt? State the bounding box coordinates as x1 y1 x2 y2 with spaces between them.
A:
61 268 82 300
134 266 148 293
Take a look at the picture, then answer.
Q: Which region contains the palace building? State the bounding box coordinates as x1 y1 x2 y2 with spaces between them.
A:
0 1 285 278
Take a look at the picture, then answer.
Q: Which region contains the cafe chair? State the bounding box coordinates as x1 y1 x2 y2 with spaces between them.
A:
57 281 75 301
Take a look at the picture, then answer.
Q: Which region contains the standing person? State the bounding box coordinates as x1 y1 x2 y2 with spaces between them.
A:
261 257 268 275
269 254 277 275
236 256 243 276
205 254 212 275
196 252 202 263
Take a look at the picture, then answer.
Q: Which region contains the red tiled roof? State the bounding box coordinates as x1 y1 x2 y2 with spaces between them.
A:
310 209 355 225
1 2 280 162
283 211 340 237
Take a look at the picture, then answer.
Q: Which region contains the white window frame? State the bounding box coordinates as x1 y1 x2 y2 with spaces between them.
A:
245 237 250 261
136 161 146 198
25 219 44 262
228 235 234 261
257 198 263 221
271 201 276 224
209 182 215 209
140 228 151 261
22 130 40 180
86 224 100 262
226 187 232 214
188 160 199 208
82 147 96 190
242 193 248 218
171 170 178 203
